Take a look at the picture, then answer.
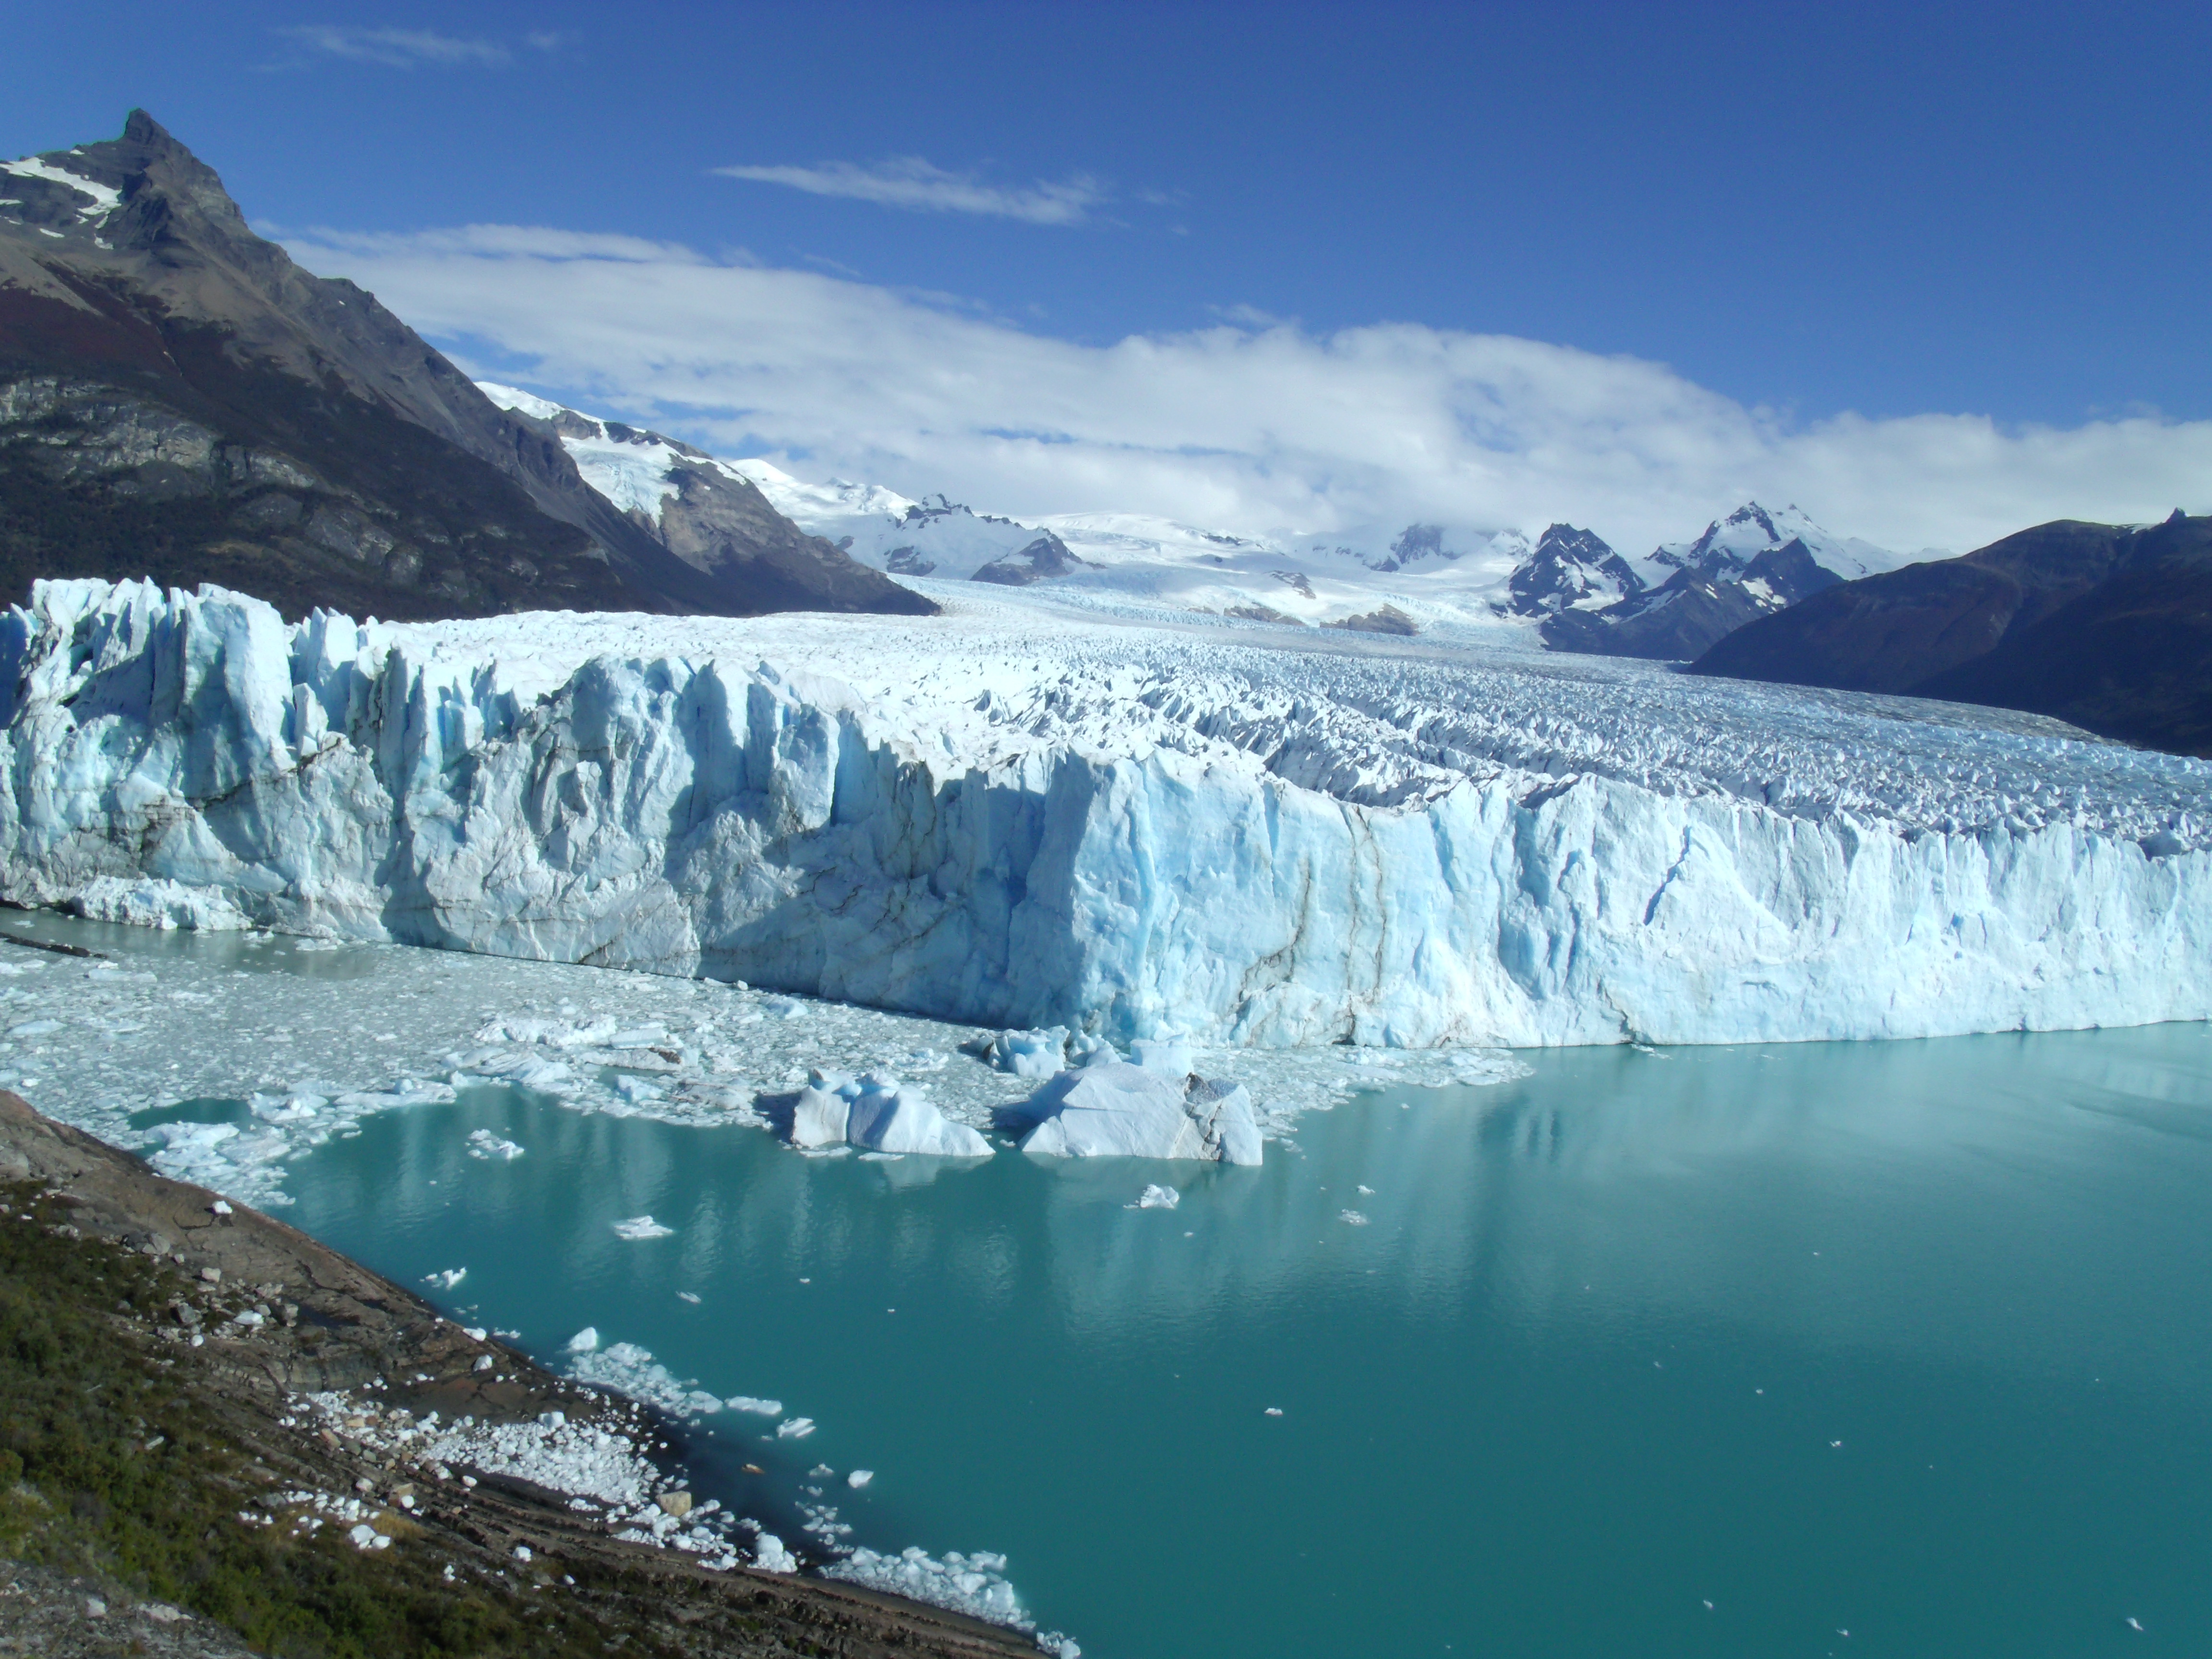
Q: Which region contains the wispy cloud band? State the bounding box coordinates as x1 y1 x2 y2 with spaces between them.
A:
273 25 562 69
716 157 1104 225
280 222 2212 556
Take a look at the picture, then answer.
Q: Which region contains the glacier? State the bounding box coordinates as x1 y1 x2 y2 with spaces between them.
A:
1 574 2208 1050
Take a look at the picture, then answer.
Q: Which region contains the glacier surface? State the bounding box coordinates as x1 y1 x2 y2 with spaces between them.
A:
1 575 2208 1052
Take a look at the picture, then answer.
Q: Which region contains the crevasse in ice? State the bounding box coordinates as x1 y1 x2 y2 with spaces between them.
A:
1 576 2206 1048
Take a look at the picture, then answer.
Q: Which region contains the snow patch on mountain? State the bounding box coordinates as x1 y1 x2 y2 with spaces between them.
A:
0 156 121 217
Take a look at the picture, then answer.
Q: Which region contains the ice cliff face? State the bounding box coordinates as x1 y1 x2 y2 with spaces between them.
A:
2 577 2207 1049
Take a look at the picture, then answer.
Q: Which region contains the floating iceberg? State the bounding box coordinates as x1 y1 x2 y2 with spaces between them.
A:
786 1071 991 1157
466 1129 525 1160
1 577 2207 1050
1007 1063 1264 1164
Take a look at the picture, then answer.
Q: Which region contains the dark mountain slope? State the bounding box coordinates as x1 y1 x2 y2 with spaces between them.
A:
0 112 928 621
1690 512 2212 756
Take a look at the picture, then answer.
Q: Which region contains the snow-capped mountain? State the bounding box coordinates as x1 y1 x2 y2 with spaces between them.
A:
479 387 932 617
476 383 1927 656
1507 504 1931 661
1507 524 1648 616
727 462 1084 585
1652 502 1913 584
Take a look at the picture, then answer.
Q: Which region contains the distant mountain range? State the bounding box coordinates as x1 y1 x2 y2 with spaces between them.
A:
0 111 926 622
478 383 1937 660
1513 503 1917 661
1693 510 2212 756
7 115 2201 757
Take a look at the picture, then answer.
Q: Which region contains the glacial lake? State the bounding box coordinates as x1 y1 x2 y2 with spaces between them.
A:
240 1015 2212 1657
12 909 2205 1655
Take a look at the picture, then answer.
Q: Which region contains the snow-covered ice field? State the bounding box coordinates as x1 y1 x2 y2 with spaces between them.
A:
1 574 2207 1059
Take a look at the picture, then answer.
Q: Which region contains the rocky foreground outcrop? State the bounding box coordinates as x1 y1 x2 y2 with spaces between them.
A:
0 1089 1037 1658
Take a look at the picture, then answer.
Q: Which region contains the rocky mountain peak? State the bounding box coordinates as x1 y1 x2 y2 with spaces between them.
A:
1508 523 1642 618
1 112 932 622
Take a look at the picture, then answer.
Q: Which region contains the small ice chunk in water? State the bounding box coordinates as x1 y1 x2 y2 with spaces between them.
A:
847 1469 875 1489
1338 1209 1370 1226
776 1417 817 1439
612 1215 673 1240
424 1267 467 1289
726 1396 783 1416
566 1327 600 1354
677 1291 701 1304
1134 1184 1180 1210
752 1531 798 1572
466 1129 525 1160
1263 1407 1284 1417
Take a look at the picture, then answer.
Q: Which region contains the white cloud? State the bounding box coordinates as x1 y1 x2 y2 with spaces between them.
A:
715 158 1105 226
275 26 517 68
282 222 2212 556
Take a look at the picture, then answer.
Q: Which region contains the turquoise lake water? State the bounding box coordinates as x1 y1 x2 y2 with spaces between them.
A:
239 1020 2212 1657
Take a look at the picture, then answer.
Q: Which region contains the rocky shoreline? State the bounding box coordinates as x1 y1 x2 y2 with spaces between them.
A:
0 1089 1045 1658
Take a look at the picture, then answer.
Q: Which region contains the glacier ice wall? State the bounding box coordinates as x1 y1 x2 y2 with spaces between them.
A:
1 577 2207 1047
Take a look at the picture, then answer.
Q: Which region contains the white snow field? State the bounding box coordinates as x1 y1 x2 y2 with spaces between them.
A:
476 380 1937 641
0 575 2207 1063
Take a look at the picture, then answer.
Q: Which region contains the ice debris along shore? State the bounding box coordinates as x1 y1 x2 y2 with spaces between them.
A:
286 1385 766 1572
3 576 2209 1047
554 1328 1077 1653
0 917 1518 1210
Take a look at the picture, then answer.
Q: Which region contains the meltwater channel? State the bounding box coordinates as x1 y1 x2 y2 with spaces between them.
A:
24 917 2212 1657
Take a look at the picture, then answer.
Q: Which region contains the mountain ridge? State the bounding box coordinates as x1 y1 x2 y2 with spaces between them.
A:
1690 511 2212 756
479 381 1928 655
0 111 927 622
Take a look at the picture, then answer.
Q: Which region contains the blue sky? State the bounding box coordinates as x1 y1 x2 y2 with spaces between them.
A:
7 1 2209 551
